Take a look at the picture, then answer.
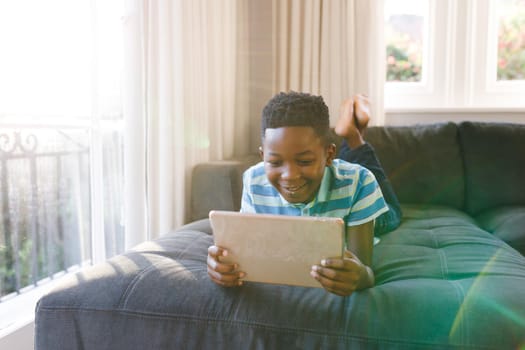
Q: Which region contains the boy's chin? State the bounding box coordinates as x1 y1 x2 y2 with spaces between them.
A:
281 192 313 204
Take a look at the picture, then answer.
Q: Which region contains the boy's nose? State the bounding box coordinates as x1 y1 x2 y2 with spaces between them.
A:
281 164 300 180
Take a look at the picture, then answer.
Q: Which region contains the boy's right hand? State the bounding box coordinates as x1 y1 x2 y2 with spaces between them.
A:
207 245 245 287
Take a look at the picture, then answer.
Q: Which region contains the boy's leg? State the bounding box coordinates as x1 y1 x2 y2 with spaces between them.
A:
335 95 402 235
338 140 402 235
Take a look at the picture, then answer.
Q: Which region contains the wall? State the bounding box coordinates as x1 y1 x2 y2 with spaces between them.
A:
0 321 34 350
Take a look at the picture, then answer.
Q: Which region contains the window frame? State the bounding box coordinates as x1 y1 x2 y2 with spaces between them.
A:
0 0 126 340
0 117 122 339
384 0 525 111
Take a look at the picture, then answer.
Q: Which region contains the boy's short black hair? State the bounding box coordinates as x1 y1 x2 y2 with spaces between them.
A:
261 91 331 144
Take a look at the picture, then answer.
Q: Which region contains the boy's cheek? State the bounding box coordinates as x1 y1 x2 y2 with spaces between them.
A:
264 169 279 182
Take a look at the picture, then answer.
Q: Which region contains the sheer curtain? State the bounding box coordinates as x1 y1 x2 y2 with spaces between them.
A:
121 0 385 247
272 0 385 125
122 0 250 247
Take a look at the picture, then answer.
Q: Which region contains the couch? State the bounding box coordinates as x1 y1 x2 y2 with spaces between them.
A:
35 121 525 349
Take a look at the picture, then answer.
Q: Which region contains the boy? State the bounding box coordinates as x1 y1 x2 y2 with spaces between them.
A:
208 92 398 296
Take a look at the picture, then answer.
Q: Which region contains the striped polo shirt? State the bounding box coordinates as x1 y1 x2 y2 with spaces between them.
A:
240 159 389 231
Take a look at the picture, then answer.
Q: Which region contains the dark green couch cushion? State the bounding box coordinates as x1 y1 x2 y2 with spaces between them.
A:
475 206 525 255
459 122 525 215
364 123 464 209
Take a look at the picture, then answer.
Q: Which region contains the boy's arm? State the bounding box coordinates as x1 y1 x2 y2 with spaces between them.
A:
310 220 375 296
346 221 375 287
346 220 374 266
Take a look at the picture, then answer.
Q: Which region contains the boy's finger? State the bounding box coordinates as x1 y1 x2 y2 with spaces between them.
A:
207 254 221 271
344 249 357 259
311 270 356 296
312 265 337 280
207 268 244 287
207 254 238 273
313 264 359 282
321 254 360 269
207 245 219 256
208 245 228 258
343 250 364 267
320 258 345 269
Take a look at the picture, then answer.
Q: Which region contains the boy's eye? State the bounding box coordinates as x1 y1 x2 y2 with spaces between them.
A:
266 160 282 167
297 159 314 166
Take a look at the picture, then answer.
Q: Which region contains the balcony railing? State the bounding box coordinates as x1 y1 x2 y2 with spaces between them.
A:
0 119 124 303
0 124 123 301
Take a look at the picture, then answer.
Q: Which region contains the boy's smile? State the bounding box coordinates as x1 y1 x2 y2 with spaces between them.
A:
261 126 335 204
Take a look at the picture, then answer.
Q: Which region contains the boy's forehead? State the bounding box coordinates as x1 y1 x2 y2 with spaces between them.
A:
263 126 318 138
262 126 324 149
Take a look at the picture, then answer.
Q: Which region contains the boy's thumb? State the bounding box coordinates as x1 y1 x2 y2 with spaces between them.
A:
344 249 357 259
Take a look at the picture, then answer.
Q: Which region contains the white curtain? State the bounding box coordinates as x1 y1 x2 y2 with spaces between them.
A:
272 0 385 125
122 0 250 248
121 0 385 247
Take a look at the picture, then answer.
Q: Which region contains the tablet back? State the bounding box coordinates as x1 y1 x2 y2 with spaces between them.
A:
209 210 344 288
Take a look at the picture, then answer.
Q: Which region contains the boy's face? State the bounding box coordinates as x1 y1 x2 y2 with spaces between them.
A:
261 126 335 204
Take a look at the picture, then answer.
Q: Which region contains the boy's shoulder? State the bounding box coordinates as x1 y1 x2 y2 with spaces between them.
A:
330 159 372 179
245 161 265 174
243 161 267 182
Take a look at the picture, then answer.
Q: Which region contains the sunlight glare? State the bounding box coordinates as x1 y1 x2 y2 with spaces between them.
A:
0 0 123 118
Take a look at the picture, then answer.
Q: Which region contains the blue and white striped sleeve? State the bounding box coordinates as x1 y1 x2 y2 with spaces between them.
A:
240 168 256 213
346 167 389 226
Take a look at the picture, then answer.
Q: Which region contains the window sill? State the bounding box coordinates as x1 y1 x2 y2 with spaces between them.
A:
384 107 525 126
385 106 525 114
0 263 89 340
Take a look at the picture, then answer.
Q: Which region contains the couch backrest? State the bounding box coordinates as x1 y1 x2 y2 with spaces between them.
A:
190 121 525 222
459 121 525 215
361 122 465 210
190 155 261 222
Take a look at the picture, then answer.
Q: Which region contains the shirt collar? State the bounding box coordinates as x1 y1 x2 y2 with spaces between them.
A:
316 165 332 203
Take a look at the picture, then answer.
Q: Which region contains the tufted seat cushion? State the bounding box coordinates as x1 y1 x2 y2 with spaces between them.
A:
475 206 525 255
36 204 525 349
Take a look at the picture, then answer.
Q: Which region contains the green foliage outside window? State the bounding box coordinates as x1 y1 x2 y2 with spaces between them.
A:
386 44 422 82
497 0 525 80
385 14 423 83
0 238 34 296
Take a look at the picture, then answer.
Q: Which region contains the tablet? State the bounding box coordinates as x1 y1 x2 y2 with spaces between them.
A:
209 210 345 288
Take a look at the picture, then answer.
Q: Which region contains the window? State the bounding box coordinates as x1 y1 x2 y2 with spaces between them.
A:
0 0 125 330
496 0 525 81
384 0 525 110
385 0 429 83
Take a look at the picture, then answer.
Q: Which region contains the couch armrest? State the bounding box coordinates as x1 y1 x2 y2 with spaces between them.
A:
190 154 260 222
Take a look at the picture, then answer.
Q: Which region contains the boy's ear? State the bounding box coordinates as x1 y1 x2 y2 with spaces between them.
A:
258 146 264 159
326 143 336 165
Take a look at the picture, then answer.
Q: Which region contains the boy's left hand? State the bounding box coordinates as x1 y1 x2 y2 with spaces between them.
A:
310 249 374 296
